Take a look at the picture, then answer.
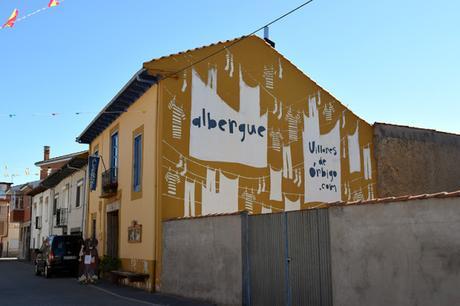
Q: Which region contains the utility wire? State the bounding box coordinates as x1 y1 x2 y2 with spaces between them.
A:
159 0 315 81
0 0 315 117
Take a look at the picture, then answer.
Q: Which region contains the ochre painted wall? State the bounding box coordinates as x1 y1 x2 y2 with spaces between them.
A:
144 36 377 223
85 35 377 292
87 85 158 291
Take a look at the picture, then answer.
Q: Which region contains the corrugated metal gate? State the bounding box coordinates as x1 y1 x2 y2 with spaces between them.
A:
244 209 332 306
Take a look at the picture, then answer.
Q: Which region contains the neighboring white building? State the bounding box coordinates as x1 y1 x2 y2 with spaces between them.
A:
30 152 88 250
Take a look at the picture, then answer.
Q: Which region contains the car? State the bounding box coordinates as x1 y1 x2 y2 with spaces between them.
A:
34 235 83 278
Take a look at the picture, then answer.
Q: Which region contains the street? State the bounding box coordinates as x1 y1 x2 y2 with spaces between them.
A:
0 260 213 306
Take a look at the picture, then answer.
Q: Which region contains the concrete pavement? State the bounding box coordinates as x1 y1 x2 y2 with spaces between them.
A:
0 260 214 306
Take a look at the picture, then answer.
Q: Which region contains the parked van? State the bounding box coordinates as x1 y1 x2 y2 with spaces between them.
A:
34 235 83 278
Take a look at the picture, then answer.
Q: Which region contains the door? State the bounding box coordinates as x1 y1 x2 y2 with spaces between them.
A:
106 211 119 258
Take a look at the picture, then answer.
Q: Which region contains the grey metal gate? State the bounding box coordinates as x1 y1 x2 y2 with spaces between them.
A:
245 209 332 306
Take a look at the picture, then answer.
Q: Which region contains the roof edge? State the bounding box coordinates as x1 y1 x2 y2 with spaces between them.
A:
76 69 157 144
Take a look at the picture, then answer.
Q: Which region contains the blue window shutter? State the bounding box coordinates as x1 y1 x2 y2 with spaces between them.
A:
133 134 142 192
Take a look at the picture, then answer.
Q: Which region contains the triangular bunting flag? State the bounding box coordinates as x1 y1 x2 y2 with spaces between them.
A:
48 0 60 8
2 9 19 28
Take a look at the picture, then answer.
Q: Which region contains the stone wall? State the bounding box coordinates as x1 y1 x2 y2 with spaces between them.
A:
374 123 460 197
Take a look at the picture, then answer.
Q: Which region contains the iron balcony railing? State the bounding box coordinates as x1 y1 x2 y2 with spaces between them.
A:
101 167 118 197
35 216 42 229
55 208 68 227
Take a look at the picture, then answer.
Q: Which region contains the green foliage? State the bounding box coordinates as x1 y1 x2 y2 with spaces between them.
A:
99 255 121 274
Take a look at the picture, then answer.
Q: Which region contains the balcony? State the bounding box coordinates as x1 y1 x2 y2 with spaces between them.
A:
101 167 118 198
55 208 68 227
35 216 42 229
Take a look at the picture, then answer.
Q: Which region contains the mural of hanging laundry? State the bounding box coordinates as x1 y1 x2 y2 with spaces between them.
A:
144 35 377 220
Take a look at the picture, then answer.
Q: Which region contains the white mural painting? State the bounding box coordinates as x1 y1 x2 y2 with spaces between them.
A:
282 144 293 179
284 195 300 211
189 67 268 168
241 188 256 213
348 123 361 173
261 205 272 214
257 177 266 195
165 168 180 195
363 145 372 180
322 102 335 122
269 167 282 201
201 170 239 215
293 168 302 188
303 94 342 203
224 50 234 78
263 64 274 89
273 98 283 120
176 155 187 176
352 188 364 201
182 71 187 92
285 107 301 142
269 129 283 152
205 168 216 192
367 183 374 199
278 58 283 79
184 180 196 217
168 97 186 140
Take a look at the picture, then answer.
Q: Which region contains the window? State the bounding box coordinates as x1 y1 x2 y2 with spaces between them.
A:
91 217 96 240
63 184 69 208
15 196 23 209
76 179 83 208
133 133 142 192
53 193 59 215
110 131 119 170
44 197 49 222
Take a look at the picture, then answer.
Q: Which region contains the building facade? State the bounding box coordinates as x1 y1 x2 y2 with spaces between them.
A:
0 182 12 257
77 35 377 291
29 150 88 251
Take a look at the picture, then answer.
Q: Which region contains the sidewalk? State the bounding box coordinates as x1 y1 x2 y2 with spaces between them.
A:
89 279 215 306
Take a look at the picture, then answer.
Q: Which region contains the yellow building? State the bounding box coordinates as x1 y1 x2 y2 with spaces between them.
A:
77 35 377 291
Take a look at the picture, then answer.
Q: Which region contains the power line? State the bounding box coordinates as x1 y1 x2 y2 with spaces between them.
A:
159 0 315 81
0 1 314 117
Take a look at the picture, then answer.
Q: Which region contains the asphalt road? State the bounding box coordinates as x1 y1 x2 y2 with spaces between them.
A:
0 259 213 306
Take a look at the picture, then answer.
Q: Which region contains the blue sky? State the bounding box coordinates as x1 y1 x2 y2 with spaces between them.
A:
1 0 459 185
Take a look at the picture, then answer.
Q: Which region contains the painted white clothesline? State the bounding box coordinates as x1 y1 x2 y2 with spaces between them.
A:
162 140 377 188
161 156 376 201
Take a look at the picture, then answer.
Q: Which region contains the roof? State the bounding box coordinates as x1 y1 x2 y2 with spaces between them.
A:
5 183 27 194
41 152 88 189
76 37 244 145
143 36 244 73
28 152 88 195
165 190 460 221
27 184 46 197
35 150 88 167
76 69 157 144
19 180 40 192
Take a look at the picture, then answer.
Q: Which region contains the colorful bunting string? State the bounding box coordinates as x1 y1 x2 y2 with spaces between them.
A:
1 0 62 30
0 110 148 118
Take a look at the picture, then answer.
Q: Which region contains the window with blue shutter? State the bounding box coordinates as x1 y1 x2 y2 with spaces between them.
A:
133 134 142 192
